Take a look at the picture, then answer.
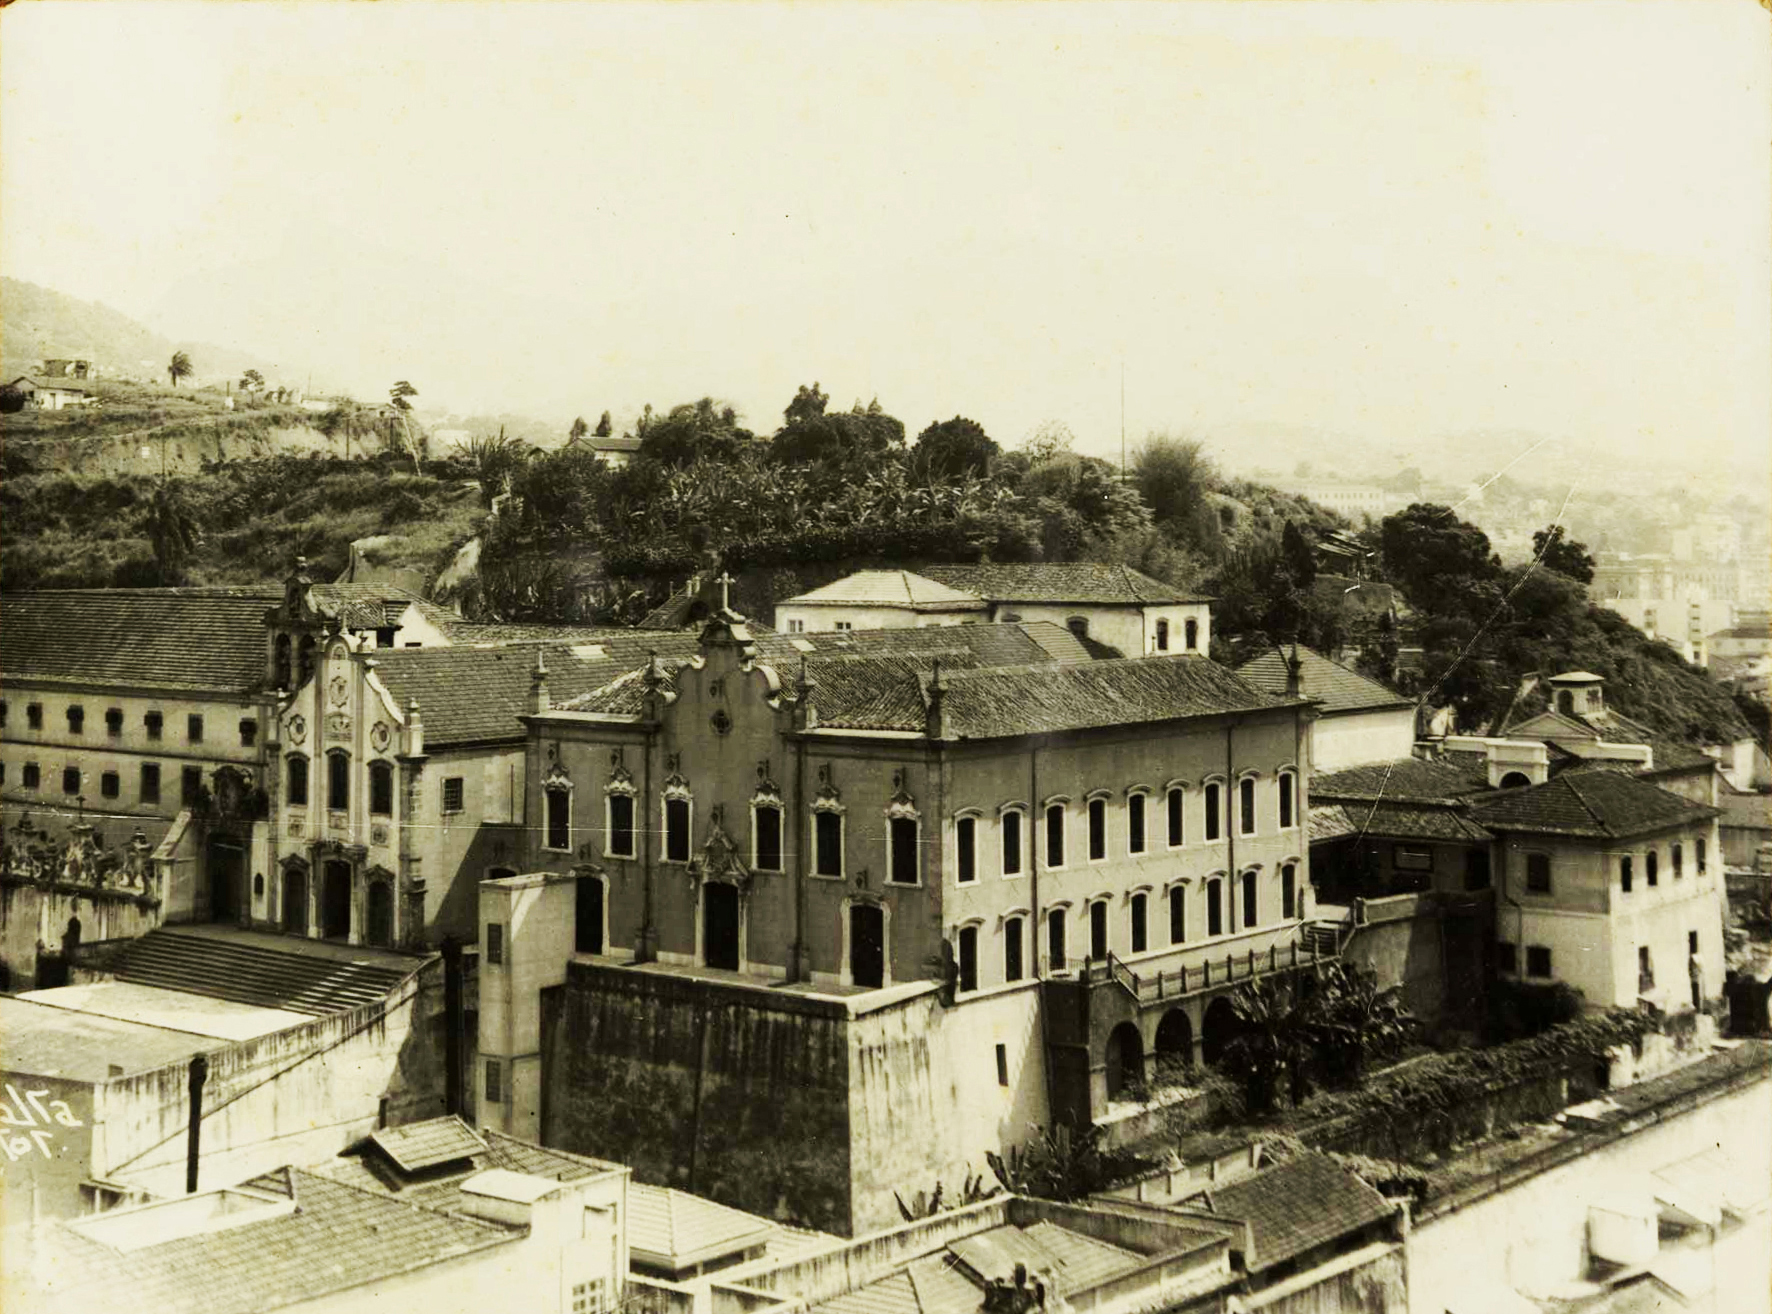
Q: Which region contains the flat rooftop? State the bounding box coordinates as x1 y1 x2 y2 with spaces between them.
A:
606 957 941 1015
0 996 224 1082
17 981 309 1041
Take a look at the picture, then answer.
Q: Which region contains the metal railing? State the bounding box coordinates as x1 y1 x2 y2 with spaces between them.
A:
1078 935 1337 1004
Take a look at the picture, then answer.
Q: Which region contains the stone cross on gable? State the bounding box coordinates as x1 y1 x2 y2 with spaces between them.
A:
716 571 736 612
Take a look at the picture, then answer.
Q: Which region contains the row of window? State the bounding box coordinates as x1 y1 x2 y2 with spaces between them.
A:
1618 840 1707 892
2 702 254 746
953 865 1301 989
6 759 202 807
284 753 394 814
1500 930 1704 993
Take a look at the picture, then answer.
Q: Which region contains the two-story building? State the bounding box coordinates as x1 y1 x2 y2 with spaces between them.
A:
478 604 1324 1235
1236 644 1415 771
1470 771 1724 1014
775 563 1213 658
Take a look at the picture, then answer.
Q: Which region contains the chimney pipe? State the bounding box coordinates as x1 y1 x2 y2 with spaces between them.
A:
442 935 465 1117
186 1053 208 1193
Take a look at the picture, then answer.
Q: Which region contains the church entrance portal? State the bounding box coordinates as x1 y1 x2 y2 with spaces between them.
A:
283 867 310 936
850 904 884 989
321 861 353 940
206 835 245 924
703 883 740 970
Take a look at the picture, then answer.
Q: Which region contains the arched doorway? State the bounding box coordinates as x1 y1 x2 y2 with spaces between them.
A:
1499 771 1531 789
321 861 353 940
283 866 309 936
365 882 394 948
1202 996 1242 1067
1105 1022 1145 1099
206 835 245 924
703 883 740 971
850 903 884 989
575 875 604 955
1154 1008 1194 1078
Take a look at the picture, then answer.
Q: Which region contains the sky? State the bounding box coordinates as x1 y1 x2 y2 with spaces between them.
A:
3 1 1768 480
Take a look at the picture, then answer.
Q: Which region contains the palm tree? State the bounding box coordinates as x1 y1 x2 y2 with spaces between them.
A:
145 481 202 585
167 352 194 388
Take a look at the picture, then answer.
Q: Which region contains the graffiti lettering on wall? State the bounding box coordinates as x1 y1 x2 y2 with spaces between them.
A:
0 1082 85 1161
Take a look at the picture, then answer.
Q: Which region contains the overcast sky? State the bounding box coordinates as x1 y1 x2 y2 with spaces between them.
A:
3 1 1767 478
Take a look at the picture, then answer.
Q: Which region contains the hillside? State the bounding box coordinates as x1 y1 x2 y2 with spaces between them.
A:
1 277 289 391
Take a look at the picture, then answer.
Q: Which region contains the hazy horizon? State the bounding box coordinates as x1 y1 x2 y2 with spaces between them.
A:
4 2 1768 482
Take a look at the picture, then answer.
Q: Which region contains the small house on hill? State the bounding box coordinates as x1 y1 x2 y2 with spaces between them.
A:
9 375 95 410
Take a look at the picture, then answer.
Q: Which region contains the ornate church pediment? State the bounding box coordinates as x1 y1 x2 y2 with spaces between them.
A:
687 808 753 892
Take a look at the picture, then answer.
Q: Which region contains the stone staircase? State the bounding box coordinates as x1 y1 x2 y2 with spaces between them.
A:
1301 921 1343 958
109 929 419 1016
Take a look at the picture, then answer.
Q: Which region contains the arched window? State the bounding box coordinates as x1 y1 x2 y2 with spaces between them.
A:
1001 807 1025 877
286 755 309 806
1556 689 1574 715
1242 870 1258 927
1204 782 1223 842
326 751 350 811
752 800 781 871
1155 619 1170 651
1045 802 1066 868
1184 618 1199 650
1206 878 1224 937
1282 862 1297 919
1277 770 1296 830
546 786 572 851
1047 908 1067 972
1127 791 1148 855
1066 616 1089 639
1696 838 1707 875
1167 785 1185 847
814 810 843 877
1646 849 1659 886
1129 892 1148 953
608 791 636 859
1089 899 1109 961
1169 885 1186 944
1671 843 1683 878
889 815 920 885
1499 771 1532 789
1238 776 1257 836
274 634 293 689
957 925 979 993
1086 796 1107 861
955 814 978 883
1003 916 1025 982
297 635 317 686
369 761 394 816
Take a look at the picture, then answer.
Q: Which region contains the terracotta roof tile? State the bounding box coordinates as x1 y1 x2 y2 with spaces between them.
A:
782 570 990 611
1307 799 1493 844
1313 760 1491 803
918 562 1208 605
1236 646 1413 715
1201 1152 1395 1271
628 1182 778 1267
1471 771 1718 840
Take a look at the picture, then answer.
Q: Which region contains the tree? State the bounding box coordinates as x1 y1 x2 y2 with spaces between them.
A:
144 480 202 585
167 352 193 388
1533 525 1596 585
0 383 25 414
568 416 589 443
1379 503 1502 617
1301 963 1416 1086
911 416 997 480
639 397 753 469
771 392 905 467
783 381 829 426
240 369 265 394
389 380 418 412
1281 520 1317 591
595 410 613 438
1133 435 1222 555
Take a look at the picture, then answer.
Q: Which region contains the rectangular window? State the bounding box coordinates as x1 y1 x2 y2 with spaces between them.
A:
664 797 690 862
833 621 853 631
1672 843 1683 878
1155 618 1170 651
105 707 123 737
1169 886 1186 944
62 765 81 795
1465 848 1491 891
1045 803 1065 868
67 706 84 735
1238 777 1256 836
239 718 257 748
369 762 393 816
1638 945 1654 992
814 811 843 876
1002 810 1023 876
996 1043 1009 1087
1087 798 1106 861
608 793 637 857
23 762 40 790
1167 787 1184 846
327 753 349 810
1394 846 1434 872
1204 783 1222 841
286 757 309 806
442 776 464 813
101 770 120 799
1646 850 1659 886
0 700 6 728
958 926 978 992
889 816 919 885
1620 855 1633 893
484 1058 502 1104
546 789 571 849
182 766 202 807
1525 852 1551 894
787 619 805 633
1696 838 1707 875
1128 793 1146 854
27 703 43 730
1526 945 1552 978
1130 893 1147 953
1689 930 1699 954
140 762 161 805
1048 909 1066 972
1282 863 1296 920
187 714 204 744
1278 773 1295 829
956 816 976 883
144 711 163 740
752 802 780 870
485 922 504 965
1497 941 1518 974
1004 917 1024 982
1089 900 1108 961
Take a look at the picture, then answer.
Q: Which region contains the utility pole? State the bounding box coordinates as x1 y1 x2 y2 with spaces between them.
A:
1119 360 1127 479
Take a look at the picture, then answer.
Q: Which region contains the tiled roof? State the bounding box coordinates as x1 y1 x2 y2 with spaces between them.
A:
13 374 93 393
1307 799 1493 844
1313 760 1491 804
320 1122 623 1209
1236 646 1413 715
1201 1152 1395 1272
787 621 1090 666
918 562 1208 605
933 655 1296 740
1470 771 1719 840
781 570 990 611
810 654 960 731
308 582 464 634
629 1182 778 1268
368 1116 486 1173
31 1168 516 1314
1 587 280 693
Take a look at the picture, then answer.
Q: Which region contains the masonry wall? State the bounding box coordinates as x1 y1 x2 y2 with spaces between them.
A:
0 883 160 990
542 962 855 1233
1307 708 1417 773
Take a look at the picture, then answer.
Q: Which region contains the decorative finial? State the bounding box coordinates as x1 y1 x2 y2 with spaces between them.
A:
716 570 736 613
